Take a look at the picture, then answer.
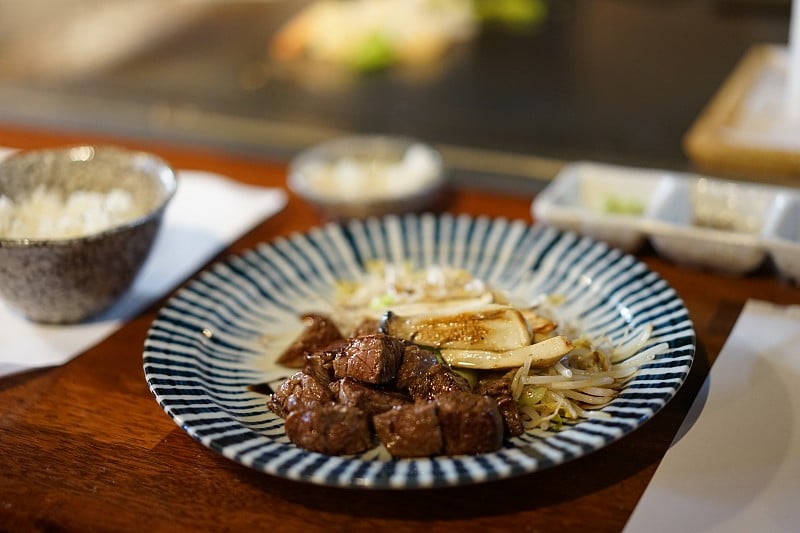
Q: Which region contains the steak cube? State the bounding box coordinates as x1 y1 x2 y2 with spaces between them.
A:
407 363 472 401
395 344 439 392
277 313 344 368
267 371 334 418
373 402 443 457
284 404 373 455
436 391 504 455
331 377 411 417
351 317 381 337
475 376 524 437
303 341 345 386
332 334 405 385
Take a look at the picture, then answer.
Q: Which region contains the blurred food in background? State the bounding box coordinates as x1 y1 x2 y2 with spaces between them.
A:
0 1 789 177
269 0 548 74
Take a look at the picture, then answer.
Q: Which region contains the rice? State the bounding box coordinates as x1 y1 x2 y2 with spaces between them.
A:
0 185 142 240
303 144 440 202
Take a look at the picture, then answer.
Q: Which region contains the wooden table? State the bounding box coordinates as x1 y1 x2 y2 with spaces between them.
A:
1 125 799 532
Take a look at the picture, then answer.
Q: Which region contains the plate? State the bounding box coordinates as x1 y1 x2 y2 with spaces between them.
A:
143 213 695 489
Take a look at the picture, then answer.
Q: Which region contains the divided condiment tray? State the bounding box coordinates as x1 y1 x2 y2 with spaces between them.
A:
532 162 800 280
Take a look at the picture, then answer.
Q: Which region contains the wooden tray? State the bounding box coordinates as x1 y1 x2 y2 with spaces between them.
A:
684 44 800 185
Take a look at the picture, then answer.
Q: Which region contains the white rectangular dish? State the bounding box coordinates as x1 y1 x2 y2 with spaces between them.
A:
532 161 800 279
763 193 800 282
531 162 673 253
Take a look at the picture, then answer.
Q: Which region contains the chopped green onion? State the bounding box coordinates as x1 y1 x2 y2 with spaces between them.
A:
601 195 645 215
518 386 546 406
369 293 396 310
453 368 480 389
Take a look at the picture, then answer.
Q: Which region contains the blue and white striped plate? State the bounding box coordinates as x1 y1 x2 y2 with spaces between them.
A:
143 214 695 489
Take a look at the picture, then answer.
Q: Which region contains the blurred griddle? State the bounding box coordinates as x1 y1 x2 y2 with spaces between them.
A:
0 0 791 191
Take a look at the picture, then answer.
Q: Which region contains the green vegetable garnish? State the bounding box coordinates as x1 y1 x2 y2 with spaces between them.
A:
369 293 396 310
453 367 480 389
473 0 547 29
350 33 395 73
601 196 645 215
518 386 547 406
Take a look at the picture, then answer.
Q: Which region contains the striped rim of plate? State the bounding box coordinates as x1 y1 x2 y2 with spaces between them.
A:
143 213 695 489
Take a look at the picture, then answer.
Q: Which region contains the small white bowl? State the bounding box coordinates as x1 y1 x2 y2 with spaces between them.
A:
0 145 176 323
288 135 446 220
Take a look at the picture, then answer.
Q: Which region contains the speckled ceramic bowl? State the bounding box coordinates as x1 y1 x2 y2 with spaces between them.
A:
0 146 177 323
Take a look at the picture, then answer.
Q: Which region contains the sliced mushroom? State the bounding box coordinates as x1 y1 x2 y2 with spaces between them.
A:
440 335 574 370
380 304 532 352
519 308 557 336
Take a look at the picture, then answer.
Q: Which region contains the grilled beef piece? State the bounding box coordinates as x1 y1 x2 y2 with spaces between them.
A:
406 363 472 401
351 317 381 337
395 344 439 392
302 339 347 386
373 401 443 457
331 377 411 417
436 391 504 455
284 404 373 455
332 334 405 385
267 371 334 418
277 313 344 368
475 376 524 437
303 353 334 386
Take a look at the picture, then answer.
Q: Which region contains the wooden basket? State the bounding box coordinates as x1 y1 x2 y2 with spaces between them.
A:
684 44 800 186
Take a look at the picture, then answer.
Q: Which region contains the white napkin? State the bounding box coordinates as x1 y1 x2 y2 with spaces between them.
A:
0 149 287 378
624 299 800 533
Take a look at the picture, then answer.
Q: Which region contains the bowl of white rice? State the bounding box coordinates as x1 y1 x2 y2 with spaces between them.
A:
0 145 177 323
288 135 446 219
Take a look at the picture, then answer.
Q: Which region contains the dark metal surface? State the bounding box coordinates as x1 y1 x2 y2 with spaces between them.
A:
0 0 790 187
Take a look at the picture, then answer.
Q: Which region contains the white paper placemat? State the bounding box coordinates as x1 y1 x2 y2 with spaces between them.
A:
624 299 800 533
0 148 287 378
